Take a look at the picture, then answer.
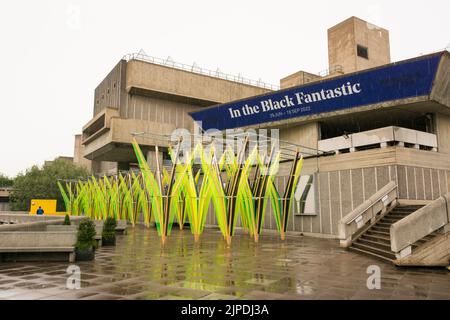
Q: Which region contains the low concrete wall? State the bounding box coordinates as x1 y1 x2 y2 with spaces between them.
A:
0 231 76 248
318 126 437 153
0 231 77 262
0 213 63 224
391 195 450 253
0 215 84 232
46 225 77 232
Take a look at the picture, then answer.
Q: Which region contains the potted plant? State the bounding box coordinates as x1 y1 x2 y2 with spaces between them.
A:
102 217 117 246
63 214 71 226
75 218 97 261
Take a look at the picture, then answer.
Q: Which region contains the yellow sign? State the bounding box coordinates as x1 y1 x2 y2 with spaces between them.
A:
29 199 57 215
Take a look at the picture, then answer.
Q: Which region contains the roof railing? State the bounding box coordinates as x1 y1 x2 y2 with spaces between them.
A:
122 52 280 91
317 65 343 77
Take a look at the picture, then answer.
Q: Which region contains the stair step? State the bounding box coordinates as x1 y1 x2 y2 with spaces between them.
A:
366 230 390 237
388 215 409 220
360 234 391 244
380 218 402 224
349 245 394 262
371 227 390 234
388 214 410 218
347 205 424 264
356 238 391 250
352 242 396 260
377 222 392 228
396 205 423 209
391 210 414 213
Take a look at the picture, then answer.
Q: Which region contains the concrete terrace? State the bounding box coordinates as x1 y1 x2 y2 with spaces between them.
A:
0 226 449 300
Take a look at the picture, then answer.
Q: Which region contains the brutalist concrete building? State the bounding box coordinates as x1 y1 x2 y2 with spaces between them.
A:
74 17 450 265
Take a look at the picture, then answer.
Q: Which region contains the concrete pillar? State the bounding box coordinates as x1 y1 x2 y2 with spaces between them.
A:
91 160 101 175
147 150 163 170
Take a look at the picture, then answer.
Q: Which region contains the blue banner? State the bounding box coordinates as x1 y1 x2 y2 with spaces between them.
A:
189 53 442 130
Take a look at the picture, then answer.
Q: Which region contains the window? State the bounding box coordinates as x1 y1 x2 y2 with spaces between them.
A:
357 45 369 59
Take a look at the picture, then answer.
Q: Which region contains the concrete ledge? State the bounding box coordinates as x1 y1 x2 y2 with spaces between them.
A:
391 196 450 253
0 231 77 247
0 216 84 232
0 213 64 224
0 247 75 253
318 126 437 153
0 220 65 232
0 231 77 262
46 225 77 232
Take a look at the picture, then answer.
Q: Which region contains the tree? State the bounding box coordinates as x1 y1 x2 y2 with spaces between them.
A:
0 173 13 187
10 159 89 211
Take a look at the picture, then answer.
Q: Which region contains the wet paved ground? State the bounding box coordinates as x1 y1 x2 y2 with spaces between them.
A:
0 226 449 300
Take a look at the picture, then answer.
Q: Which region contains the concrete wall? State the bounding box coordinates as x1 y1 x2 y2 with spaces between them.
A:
91 160 118 176
430 51 450 108
125 94 198 131
279 123 319 151
205 163 450 239
353 17 391 71
328 16 390 74
125 60 271 105
435 112 450 154
94 60 127 117
73 134 92 171
280 71 322 89
0 203 10 212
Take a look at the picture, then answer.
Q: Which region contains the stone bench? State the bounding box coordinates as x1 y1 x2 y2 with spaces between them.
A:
0 231 77 262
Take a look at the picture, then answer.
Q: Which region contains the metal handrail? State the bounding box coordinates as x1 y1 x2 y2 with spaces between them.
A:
123 52 280 91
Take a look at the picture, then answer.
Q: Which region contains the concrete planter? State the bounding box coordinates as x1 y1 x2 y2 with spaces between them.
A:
75 247 95 261
102 237 116 246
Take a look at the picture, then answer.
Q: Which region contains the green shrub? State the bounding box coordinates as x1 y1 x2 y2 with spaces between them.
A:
102 217 117 240
76 218 96 250
10 159 89 211
63 214 71 226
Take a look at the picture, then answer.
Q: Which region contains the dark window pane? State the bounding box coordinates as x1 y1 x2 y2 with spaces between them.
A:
357 45 369 59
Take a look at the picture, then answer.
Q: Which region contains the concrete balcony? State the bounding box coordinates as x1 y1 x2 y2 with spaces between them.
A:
318 126 438 154
82 107 119 145
82 114 176 162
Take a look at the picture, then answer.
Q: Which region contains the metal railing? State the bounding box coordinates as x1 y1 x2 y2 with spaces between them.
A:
317 65 343 77
123 52 280 91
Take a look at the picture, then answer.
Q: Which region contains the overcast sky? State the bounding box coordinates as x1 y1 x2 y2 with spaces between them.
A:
0 0 449 177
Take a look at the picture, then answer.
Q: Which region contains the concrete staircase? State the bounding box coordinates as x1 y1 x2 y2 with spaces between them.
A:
349 205 425 262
